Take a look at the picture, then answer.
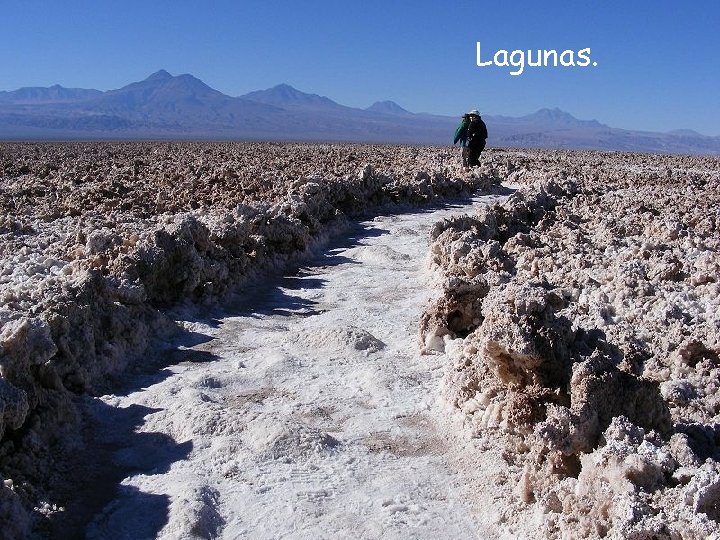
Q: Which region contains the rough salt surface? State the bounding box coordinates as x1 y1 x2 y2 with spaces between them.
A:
68 193 506 539
4 142 720 538
0 142 501 536
421 149 720 539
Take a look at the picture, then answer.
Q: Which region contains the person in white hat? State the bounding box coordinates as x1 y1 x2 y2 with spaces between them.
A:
465 110 488 167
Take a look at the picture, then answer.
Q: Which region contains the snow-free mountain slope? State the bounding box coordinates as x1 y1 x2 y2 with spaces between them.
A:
241 83 346 111
0 85 102 104
366 100 411 115
0 70 718 153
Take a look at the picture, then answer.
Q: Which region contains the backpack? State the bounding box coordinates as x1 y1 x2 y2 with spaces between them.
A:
453 118 470 145
467 117 488 144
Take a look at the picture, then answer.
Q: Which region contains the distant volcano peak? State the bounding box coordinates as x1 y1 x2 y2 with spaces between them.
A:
524 107 604 128
366 100 410 115
240 83 342 109
145 69 173 82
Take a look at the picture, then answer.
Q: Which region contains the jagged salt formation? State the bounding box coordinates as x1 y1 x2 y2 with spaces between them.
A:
0 142 503 536
420 149 720 539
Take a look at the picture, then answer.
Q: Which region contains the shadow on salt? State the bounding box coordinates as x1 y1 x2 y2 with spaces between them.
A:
47 401 193 539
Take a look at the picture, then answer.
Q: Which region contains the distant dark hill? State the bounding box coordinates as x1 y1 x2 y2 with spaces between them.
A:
91 70 227 111
668 129 702 137
489 108 606 132
241 84 345 111
78 70 282 127
0 70 718 154
0 85 101 104
0 71 285 135
519 107 606 128
366 101 411 115
484 107 720 154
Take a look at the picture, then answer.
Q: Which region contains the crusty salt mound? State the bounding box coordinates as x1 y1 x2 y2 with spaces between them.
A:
291 325 385 354
0 141 502 535
421 149 720 538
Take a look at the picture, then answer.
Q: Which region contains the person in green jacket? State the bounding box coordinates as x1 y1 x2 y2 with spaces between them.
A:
453 113 471 168
455 109 488 167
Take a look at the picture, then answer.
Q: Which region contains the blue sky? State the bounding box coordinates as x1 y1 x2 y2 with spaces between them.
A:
2 0 718 134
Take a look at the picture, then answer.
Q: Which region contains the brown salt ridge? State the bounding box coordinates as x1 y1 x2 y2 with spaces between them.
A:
420 148 720 539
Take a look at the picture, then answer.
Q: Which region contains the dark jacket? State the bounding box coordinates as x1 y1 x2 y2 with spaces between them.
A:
466 117 488 146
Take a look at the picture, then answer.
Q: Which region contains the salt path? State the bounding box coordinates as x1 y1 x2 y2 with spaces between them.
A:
78 192 509 540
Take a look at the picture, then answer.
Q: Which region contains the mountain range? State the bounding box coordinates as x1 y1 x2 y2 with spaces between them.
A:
1 70 718 154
